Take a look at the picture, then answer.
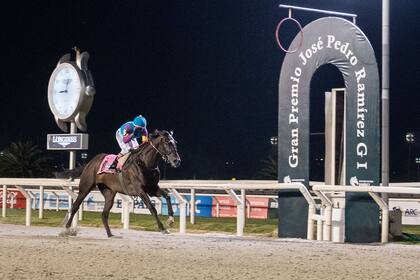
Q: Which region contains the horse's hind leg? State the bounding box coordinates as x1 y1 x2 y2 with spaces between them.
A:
99 186 116 237
155 188 175 227
139 192 167 233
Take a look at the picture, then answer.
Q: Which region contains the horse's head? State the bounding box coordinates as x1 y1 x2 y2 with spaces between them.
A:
149 130 181 168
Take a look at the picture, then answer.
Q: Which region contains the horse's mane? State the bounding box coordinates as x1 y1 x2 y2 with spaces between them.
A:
124 142 151 168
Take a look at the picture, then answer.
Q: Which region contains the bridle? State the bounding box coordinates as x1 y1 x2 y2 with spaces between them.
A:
148 135 178 163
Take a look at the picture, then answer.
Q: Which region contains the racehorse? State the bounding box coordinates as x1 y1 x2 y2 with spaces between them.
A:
64 130 181 237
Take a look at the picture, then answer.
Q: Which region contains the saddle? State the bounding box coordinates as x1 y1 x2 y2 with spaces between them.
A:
97 153 130 174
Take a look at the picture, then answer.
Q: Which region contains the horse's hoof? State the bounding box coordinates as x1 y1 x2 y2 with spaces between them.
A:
59 228 78 237
166 216 175 227
161 229 170 235
109 235 122 239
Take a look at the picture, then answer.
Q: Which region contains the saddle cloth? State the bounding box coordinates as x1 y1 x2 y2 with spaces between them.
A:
97 153 131 174
98 155 118 174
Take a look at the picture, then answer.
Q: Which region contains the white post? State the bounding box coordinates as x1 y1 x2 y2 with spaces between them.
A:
157 198 163 215
171 189 187 234
39 186 44 219
190 189 195 224
381 0 390 193
323 205 332 241
179 202 186 234
52 192 60 211
246 200 251 219
16 186 31 226
307 204 316 240
213 197 220 218
313 190 333 241
68 188 73 214
241 189 246 226
120 195 130 230
369 192 389 243
78 202 83 221
226 189 244 237
121 196 124 224
123 201 130 230
316 217 323 241
68 122 77 213
28 191 36 210
26 197 31 226
2 185 6 218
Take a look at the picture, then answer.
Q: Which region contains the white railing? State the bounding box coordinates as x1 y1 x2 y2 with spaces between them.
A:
2 178 419 242
0 178 310 237
312 184 420 243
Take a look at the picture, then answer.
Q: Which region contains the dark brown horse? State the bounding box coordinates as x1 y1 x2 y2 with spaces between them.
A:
64 130 181 237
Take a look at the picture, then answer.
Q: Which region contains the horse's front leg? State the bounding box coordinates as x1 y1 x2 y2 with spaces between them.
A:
138 192 168 234
156 188 175 227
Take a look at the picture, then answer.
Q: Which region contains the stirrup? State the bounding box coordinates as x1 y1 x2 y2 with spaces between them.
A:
109 160 118 170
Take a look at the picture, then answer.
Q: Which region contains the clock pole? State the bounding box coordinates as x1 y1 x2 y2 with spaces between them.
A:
69 122 77 171
68 122 77 216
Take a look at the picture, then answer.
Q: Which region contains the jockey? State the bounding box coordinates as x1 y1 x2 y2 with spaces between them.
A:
110 115 149 170
116 115 149 155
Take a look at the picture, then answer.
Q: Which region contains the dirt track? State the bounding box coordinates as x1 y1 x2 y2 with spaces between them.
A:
0 224 419 280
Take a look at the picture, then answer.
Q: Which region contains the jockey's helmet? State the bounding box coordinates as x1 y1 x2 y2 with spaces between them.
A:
133 115 147 128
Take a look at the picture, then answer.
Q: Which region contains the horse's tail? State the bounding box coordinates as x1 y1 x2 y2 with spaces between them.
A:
65 165 86 179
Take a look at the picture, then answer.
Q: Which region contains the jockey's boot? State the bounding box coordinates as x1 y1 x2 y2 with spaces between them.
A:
109 158 118 171
109 154 122 172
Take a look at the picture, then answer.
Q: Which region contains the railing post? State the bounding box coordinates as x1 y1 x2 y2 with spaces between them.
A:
78 202 83 221
226 189 244 237
190 188 196 224
307 204 316 240
2 185 6 218
16 186 31 227
313 190 333 241
316 216 323 241
213 197 220 217
39 186 44 219
324 205 332 241
241 189 246 226
28 191 36 210
68 187 73 213
120 195 131 230
51 192 60 211
369 192 389 243
171 189 187 234
121 196 124 224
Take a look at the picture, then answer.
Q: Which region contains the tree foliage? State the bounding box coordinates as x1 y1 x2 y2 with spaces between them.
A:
256 153 277 180
0 141 52 178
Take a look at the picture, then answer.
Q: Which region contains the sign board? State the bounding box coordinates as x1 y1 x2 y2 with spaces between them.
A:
47 133 89 150
211 196 269 219
389 199 420 225
278 17 380 242
0 189 26 209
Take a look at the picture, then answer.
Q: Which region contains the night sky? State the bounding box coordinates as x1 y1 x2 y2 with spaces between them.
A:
1 1 420 180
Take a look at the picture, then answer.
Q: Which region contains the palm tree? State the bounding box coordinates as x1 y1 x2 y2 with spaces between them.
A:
0 141 52 178
256 153 277 180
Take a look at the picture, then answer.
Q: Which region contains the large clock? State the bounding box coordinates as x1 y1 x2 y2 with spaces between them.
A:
48 48 95 132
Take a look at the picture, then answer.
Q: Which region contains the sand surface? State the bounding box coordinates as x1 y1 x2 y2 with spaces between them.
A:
0 224 419 280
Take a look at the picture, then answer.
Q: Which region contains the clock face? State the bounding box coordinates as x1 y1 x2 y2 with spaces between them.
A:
48 63 82 120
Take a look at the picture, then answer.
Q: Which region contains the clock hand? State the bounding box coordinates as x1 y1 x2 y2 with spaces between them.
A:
62 79 70 92
59 90 68 93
